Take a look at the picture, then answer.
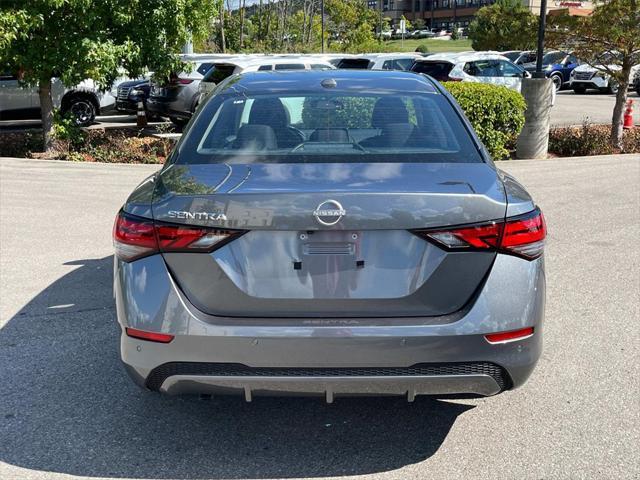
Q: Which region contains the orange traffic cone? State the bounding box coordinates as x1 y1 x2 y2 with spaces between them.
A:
623 99 634 130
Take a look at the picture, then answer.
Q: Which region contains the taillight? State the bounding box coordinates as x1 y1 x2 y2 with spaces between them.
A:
501 209 546 259
177 78 194 85
125 327 174 343
113 210 245 262
485 327 534 344
413 207 546 260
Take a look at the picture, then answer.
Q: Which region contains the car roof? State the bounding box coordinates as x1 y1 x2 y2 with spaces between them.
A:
241 57 335 67
219 69 439 95
414 52 511 63
361 53 423 59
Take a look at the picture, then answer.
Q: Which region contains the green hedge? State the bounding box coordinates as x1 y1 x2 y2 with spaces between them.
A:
442 82 526 160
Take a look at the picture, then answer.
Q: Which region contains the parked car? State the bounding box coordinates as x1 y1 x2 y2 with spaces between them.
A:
501 50 537 66
410 52 530 91
522 50 580 92
146 54 236 126
114 69 546 401
115 78 151 114
634 68 640 96
570 54 639 94
197 56 335 104
411 29 434 39
334 53 423 71
0 74 116 126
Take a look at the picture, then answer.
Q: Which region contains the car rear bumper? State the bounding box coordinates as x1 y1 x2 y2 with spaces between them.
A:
115 253 545 400
147 364 508 400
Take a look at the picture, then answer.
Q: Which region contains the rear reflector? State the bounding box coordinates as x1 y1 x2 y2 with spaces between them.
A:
413 207 546 260
485 327 534 344
113 210 246 262
126 327 174 343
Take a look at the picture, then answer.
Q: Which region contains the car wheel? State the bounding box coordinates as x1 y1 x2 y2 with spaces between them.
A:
550 74 563 92
66 97 96 126
573 86 587 94
170 116 188 127
606 80 619 94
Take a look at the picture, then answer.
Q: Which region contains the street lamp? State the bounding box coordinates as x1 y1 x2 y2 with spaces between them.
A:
534 0 548 78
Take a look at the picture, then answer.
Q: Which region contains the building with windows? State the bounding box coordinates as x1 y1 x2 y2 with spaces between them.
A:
372 0 595 32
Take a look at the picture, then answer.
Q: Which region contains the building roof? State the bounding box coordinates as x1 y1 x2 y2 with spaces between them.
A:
548 7 594 16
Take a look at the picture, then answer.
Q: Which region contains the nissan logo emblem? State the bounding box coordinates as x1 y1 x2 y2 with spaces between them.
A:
313 199 346 226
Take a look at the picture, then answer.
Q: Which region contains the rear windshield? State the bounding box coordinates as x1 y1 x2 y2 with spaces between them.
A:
336 59 372 69
176 91 482 164
411 61 454 81
202 64 237 84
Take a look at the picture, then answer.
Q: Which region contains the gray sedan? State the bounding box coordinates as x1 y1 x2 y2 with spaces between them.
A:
113 70 546 402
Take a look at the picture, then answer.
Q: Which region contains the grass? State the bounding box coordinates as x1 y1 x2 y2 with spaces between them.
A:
383 38 473 53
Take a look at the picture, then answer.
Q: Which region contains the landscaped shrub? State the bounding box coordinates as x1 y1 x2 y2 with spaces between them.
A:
442 82 526 160
549 123 640 157
0 128 172 163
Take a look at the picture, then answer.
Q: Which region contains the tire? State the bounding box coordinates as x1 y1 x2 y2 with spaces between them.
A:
606 80 619 94
573 86 587 94
550 74 563 92
170 116 188 127
64 96 96 127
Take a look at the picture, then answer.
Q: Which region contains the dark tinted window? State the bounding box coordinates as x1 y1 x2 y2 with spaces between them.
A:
464 60 501 77
542 51 566 65
201 64 237 84
394 58 415 70
177 91 482 164
382 60 397 70
196 62 214 76
411 61 454 81
498 60 524 77
257 65 273 71
337 59 372 69
274 64 305 70
311 64 332 70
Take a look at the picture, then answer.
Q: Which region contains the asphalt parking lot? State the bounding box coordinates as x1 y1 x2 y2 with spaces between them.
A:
1 155 639 479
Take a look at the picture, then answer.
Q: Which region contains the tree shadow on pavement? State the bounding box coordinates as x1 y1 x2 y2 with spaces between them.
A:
0 256 474 479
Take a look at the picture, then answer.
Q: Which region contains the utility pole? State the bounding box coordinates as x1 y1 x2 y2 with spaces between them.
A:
379 0 383 41
516 0 553 159
534 0 548 77
321 0 325 53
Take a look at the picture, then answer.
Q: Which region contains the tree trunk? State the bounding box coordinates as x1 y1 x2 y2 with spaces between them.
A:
38 78 54 152
219 0 226 53
610 64 631 150
239 0 245 49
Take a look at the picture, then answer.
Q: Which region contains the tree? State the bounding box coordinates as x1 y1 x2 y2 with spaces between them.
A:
468 0 537 51
547 0 640 149
413 18 426 30
325 0 379 52
0 0 216 151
